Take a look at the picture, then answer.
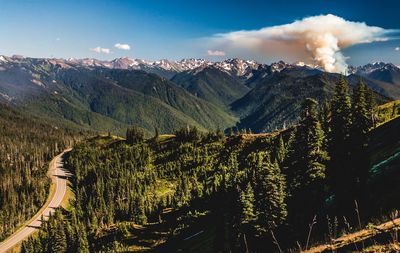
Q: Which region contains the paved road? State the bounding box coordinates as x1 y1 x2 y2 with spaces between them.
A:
0 149 71 253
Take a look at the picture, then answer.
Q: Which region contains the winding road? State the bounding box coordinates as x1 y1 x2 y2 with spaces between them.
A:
0 149 71 253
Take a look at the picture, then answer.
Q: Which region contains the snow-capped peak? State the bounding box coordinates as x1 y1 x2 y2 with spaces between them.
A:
270 61 290 72
353 62 399 74
214 58 260 77
0 56 7 62
178 59 211 70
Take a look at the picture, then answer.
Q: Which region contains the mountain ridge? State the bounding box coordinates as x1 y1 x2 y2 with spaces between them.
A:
0 55 399 134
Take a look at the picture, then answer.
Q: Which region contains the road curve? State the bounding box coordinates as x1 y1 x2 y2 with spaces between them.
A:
0 149 72 253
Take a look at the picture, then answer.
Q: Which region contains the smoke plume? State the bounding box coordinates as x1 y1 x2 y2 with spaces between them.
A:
209 14 393 73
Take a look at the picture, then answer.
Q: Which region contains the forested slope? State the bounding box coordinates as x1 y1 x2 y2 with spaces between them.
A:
19 79 400 253
0 105 79 241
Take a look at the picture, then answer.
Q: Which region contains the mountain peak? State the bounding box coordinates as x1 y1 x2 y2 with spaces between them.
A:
0 56 8 62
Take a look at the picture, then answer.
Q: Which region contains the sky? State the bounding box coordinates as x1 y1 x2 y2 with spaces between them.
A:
0 0 399 69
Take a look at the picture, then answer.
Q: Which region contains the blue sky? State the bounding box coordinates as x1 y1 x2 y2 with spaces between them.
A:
0 0 399 66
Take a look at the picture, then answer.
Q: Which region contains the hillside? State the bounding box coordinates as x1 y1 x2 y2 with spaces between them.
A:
0 105 79 241
2 56 400 135
231 70 336 132
232 69 390 132
22 77 400 253
350 62 400 99
171 66 250 108
304 115 400 252
0 58 237 135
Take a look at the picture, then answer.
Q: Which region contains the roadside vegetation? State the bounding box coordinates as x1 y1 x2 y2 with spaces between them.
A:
0 106 79 241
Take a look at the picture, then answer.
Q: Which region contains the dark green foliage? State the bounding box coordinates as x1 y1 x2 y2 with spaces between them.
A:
27 127 292 252
375 100 400 126
0 58 393 136
328 76 353 205
350 81 373 195
252 152 287 234
21 209 90 253
282 99 329 240
232 71 335 132
0 59 237 135
330 76 352 150
0 106 78 240
286 98 328 191
326 77 379 213
232 69 389 133
171 66 250 108
126 125 145 144
238 183 256 229
319 100 331 145
275 135 286 164
15 75 392 252
174 126 201 143
352 80 373 135
236 183 256 251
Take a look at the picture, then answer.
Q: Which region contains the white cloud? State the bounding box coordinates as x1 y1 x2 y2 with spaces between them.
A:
207 49 225 56
56 38 61 41
207 14 396 73
90 46 111 54
396 47 400 51
114 43 131 50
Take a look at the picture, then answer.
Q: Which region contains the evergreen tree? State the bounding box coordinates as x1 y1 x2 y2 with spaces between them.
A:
253 153 287 234
154 127 160 139
275 135 286 164
319 100 331 145
47 212 67 253
284 99 329 232
21 240 30 253
329 76 353 208
352 80 371 135
239 183 256 230
77 223 90 253
236 183 257 252
350 80 373 196
365 87 377 128
287 98 328 191
126 125 145 144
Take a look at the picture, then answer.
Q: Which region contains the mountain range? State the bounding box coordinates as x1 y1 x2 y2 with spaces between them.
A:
0 55 399 134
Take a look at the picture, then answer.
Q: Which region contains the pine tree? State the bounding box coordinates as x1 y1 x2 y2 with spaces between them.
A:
51 216 67 252
319 100 331 145
126 125 145 144
235 183 257 252
275 135 286 164
154 127 160 139
77 223 90 253
350 80 373 197
365 87 377 127
284 99 329 229
329 76 353 209
65 222 77 252
352 80 370 135
289 98 328 190
330 76 352 150
253 152 287 234
239 183 256 229
21 240 30 253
